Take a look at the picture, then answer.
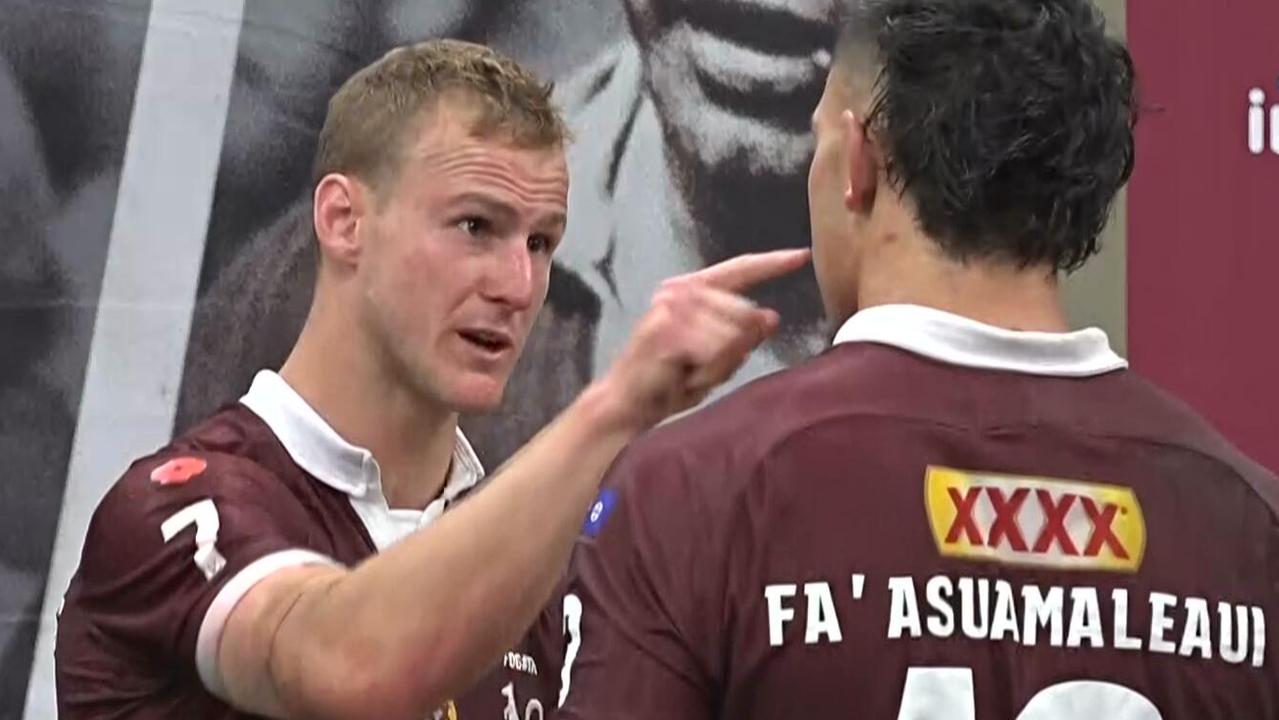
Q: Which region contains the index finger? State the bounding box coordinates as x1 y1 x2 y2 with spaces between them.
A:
688 248 812 293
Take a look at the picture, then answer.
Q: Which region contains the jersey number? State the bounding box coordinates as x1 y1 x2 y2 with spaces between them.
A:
557 596 1162 718
160 499 227 580
558 593 583 708
897 667 1162 719
501 682 543 720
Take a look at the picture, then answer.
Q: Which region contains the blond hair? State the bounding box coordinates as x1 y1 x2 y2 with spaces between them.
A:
313 39 569 193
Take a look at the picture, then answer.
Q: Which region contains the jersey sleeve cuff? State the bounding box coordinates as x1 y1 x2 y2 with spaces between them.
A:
195 549 341 701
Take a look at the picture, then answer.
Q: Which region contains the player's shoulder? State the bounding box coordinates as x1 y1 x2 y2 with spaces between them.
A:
92 404 294 532
111 445 275 500
608 347 886 500
69 409 296 589
1115 371 1279 505
633 345 900 458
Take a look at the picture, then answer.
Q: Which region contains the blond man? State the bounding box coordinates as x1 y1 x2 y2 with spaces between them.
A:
54 39 807 720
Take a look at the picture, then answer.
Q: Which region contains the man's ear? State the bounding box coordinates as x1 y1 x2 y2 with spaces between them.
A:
313 174 367 267
842 110 878 214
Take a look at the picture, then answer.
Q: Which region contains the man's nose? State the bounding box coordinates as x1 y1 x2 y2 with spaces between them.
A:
482 239 536 310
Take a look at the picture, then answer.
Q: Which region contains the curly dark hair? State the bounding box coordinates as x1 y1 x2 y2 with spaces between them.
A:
838 0 1137 272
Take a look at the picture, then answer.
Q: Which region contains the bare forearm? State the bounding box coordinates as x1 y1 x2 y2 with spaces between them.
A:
262 250 810 719
278 380 638 718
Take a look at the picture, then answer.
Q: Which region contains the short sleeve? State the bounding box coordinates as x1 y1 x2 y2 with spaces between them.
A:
555 441 724 720
57 451 339 702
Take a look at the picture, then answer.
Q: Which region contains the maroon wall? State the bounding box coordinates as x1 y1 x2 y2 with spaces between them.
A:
1127 0 1279 471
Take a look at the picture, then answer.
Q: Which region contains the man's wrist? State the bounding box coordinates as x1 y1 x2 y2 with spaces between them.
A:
574 375 653 441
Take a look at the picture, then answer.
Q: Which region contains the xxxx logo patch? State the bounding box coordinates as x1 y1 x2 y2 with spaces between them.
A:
925 466 1145 573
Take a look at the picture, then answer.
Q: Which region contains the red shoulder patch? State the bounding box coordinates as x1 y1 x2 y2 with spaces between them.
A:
150 457 208 486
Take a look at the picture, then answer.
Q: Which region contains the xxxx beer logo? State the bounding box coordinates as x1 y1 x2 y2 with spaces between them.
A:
925 466 1145 572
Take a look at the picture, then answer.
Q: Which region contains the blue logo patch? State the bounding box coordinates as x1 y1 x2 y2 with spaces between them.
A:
582 488 619 538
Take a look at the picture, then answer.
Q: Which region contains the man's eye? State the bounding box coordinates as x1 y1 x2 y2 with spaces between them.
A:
528 235 554 254
459 217 489 236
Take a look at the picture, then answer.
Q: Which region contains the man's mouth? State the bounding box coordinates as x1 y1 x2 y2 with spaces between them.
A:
458 328 514 354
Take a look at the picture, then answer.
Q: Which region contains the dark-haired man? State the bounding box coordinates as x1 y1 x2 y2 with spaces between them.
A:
554 1 1279 718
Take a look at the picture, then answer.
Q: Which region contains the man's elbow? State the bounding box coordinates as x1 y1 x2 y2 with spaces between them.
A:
276 633 453 720
262 573 462 719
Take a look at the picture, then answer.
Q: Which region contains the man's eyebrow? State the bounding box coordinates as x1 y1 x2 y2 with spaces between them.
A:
449 192 566 232
539 211 568 231
447 192 519 220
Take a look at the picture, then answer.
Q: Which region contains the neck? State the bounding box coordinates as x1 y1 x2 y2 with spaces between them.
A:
281 285 458 510
856 222 1071 333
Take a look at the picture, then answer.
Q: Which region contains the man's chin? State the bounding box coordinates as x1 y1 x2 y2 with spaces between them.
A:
422 370 512 416
447 387 507 416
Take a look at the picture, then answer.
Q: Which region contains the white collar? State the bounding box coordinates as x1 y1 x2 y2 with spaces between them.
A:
832 304 1128 377
239 370 485 502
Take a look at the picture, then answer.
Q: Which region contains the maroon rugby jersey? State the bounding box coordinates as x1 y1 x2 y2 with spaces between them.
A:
554 304 1279 719
55 370 559 719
